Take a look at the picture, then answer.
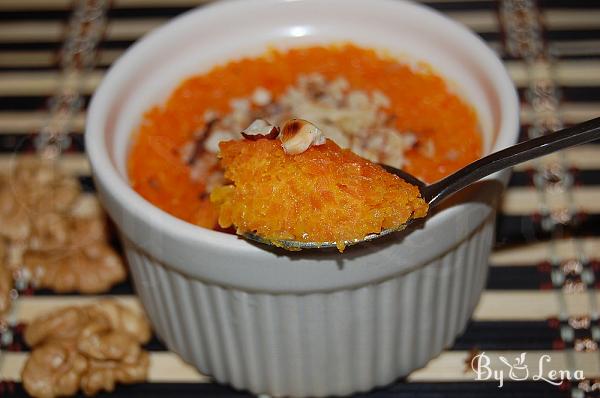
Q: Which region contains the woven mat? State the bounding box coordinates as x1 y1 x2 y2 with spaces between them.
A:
1 0 600 397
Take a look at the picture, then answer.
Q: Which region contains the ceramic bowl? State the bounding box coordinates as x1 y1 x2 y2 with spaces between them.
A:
86 0 519 396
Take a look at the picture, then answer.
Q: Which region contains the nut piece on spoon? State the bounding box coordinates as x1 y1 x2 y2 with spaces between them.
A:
241 119 279 140
279 118 326 154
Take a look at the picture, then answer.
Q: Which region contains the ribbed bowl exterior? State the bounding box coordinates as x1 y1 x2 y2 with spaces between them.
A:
124 217 494 397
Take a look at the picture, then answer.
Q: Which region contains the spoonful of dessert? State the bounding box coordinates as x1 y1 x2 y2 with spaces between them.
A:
210 117 600 252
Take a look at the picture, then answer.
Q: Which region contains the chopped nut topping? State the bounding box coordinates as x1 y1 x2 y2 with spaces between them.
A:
241 119 280 141
251 87 272 106
23 301 151 398
279 119 326 155
204 129 235 152
180 73 421 187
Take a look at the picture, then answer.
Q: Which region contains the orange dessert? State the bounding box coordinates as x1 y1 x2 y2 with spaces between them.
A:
211 122 428 251
128 44 481 236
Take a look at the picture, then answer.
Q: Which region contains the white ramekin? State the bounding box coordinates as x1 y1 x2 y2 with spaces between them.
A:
86 0 519 396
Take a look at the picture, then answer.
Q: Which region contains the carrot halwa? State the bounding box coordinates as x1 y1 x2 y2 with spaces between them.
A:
211 138 428 251
128 44 482 234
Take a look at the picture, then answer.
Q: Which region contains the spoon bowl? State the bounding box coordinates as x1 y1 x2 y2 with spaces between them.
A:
244 116 600 250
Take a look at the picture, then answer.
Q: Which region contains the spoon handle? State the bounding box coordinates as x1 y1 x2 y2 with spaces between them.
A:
424 116 600 206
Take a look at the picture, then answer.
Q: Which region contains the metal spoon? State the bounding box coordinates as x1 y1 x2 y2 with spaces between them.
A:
244 117 600 250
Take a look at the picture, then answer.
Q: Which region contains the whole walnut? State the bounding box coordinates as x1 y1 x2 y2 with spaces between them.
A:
22 341 88 398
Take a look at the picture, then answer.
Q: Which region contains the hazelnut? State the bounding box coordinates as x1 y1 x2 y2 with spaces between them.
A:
279 119 326 155
241 119 280 140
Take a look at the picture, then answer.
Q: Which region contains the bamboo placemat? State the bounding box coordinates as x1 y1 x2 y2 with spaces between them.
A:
1 0 600 396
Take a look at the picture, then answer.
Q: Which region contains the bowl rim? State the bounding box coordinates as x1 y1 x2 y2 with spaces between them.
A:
86 0 520 256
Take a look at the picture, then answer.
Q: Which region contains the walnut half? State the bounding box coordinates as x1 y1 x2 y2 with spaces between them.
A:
23 241 126 294
0 159 126 295
22 301 151 398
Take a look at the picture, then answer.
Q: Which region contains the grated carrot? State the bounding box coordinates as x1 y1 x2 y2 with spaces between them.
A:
128 44 481 230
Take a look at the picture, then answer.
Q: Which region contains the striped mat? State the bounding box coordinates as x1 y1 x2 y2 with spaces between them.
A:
1 0 600 397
